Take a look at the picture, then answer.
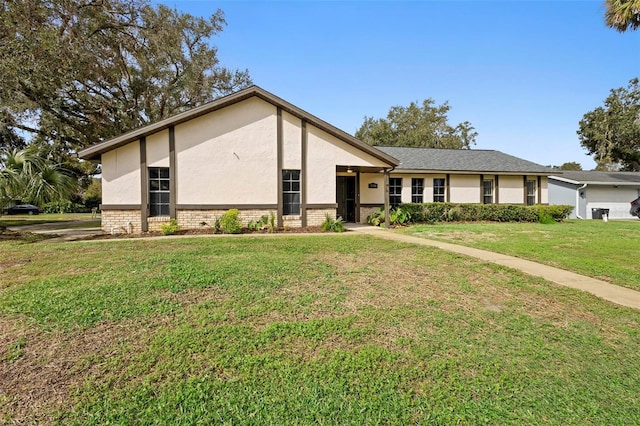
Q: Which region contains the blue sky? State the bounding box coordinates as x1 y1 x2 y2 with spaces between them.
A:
161 0 639 169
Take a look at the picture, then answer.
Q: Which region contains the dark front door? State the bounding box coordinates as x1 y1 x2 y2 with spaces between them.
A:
337 176 356 222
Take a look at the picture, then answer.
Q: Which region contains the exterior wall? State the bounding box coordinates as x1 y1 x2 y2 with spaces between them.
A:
421 174 447 203
101 210 142 234
147 129 170 167
548 180 578 218
306 126 389 204
307 208 336 226
500 175 524 204
282 111 302 170
176 209 277 228
175 97 278 205
540 177 548 204
360 206 380 224
360 173 385 204
449 174 481 203
586 186 640 219
101 142 141 205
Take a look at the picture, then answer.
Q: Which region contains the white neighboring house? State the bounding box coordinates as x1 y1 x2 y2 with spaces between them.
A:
548 171 640 219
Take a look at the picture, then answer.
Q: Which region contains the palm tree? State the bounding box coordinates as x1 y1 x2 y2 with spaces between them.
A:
605 0 640 32
0 148 76 213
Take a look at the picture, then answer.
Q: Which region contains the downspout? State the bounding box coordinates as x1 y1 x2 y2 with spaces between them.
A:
576 183 587 219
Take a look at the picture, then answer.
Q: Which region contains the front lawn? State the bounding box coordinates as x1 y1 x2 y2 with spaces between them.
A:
398 220 640 291
1 235 639 424
0 213 99 227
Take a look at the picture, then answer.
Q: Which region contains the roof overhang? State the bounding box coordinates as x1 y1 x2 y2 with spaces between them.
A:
549 175 640 186
78 86 399 167
393 169 553 176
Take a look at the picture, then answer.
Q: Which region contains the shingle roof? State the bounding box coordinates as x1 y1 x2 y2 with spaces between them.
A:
549 170 640 186
78 86 398 166
375 146 553 174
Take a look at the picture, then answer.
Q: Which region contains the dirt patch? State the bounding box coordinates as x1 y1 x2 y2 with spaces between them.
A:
0 228 56 242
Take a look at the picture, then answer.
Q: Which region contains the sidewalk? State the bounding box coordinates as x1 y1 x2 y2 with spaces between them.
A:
347 224 640 310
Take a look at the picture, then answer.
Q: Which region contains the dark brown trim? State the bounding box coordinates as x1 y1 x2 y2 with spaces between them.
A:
537 175 542 204
307 203 339 209
495 175 500 204
355 171 361 223
384 170 390 228
446 173 450 202
140 137 148 232
169 126 176 220
277 107 283 227
176 204 277 210
100 204 142 210
301 119 308 227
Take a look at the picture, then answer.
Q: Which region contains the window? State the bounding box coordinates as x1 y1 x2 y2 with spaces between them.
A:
411 178 424 203
389 177 402 208
149 167 170 217
282 170 301 215
526 180 536 206
482 180 493 204
433 178 445 202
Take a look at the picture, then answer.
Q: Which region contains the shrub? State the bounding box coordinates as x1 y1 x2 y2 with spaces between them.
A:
41 201 90 214
321 213 345 232
398 203 573 223
160 219 180 235
366 206 411 227
220 209 242 234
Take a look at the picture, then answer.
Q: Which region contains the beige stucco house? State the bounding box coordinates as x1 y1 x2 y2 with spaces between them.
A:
79 86 553 233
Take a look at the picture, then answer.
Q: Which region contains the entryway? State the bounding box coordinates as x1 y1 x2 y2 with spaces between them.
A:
336 176 356 222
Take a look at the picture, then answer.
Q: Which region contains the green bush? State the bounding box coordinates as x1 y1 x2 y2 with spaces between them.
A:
398 203 573 223
41 201 91 214
366 206 412 227
220 209 242 234
321 213 345 232
160 219 180 235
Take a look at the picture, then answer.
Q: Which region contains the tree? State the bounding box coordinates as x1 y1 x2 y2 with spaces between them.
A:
551 162 583 171
0 0 251 166
0 148 76 212
577 78 640 171
355 99 477 149
605 0 640 32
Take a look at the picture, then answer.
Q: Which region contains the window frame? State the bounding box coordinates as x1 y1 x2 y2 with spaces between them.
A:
433 178 446 203
148 167 170 217
389 177 402 208
282 169 301 216
411 178 424 203
482 179 494 204
526 180 536 206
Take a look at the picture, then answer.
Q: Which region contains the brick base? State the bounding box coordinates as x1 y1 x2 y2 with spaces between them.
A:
101 210 142 234
360 206 382 224
102 207 340 233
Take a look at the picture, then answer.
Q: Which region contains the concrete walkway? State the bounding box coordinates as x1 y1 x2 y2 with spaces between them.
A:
8 220 102 242
347 224 640 310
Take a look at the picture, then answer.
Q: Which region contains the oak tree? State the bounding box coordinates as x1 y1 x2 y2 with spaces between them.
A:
356 99 477 149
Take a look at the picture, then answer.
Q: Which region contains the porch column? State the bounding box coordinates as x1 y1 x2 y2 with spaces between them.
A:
384 169 390 229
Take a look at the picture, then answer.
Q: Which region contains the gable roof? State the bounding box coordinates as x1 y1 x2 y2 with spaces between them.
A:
549 170 640 186
78 86 398 166
376 146 553 175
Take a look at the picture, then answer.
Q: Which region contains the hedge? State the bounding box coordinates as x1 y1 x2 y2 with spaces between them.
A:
399 203 574 223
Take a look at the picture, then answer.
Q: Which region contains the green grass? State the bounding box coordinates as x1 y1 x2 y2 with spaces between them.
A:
0 213 99 227
1 235 640 424
399 220 640 291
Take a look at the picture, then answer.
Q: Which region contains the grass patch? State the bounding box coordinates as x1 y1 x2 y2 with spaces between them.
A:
0 213 99 227
400 220 640 291
1 235 639 424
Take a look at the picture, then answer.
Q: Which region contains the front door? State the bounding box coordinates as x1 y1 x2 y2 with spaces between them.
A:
336 176 356 222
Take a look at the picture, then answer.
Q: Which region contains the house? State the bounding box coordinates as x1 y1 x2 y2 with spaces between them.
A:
78 86 554 233
548 171 640 219
370 146 553 218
